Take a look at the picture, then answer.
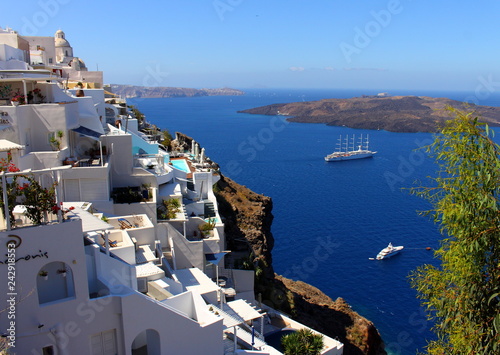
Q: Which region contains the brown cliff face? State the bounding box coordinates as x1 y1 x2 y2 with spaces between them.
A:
215 174 275 280
215 174 386 355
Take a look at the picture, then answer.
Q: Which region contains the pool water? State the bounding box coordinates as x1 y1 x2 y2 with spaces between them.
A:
264 329 296 352
170 159 190 173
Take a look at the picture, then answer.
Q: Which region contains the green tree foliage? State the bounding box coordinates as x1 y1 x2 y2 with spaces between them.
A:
128 105 144 123
410 108 500 354
157 198 181 220
281 328 324 355
0 156 57 226
160 129 173 149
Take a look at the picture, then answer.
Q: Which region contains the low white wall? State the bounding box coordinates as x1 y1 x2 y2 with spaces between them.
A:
203 235 221 254
94 245 138 293
107 230 135 265
161 291 194 319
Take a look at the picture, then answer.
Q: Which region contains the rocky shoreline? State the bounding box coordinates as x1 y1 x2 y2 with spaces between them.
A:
214 174 386 354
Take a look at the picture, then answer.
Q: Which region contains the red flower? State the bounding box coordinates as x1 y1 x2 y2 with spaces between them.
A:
69 206 75 210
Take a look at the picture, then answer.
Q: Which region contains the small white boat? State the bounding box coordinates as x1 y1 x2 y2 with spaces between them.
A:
376 243 404 260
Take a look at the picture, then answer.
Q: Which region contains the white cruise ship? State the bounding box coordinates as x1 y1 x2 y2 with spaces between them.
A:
325 134 376 162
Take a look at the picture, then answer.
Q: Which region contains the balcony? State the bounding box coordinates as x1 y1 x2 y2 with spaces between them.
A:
134 154 174 185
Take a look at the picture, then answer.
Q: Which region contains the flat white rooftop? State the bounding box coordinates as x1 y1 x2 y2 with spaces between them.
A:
175 268 219 295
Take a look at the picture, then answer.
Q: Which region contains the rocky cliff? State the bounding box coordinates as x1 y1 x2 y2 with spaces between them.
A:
215 174 386 355
110 84 244 98
238 95 500 133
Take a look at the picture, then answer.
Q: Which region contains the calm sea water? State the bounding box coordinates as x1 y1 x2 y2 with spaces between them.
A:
130 89 500 354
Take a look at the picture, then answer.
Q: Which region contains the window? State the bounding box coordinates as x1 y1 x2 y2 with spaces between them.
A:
48 58 53 64
42 345 54 355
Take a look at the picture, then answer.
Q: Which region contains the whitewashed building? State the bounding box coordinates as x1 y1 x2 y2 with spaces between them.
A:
0 27 344 355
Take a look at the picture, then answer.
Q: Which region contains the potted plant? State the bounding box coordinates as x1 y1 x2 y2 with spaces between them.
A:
57 268 67 277
39 270 48 280
11 90 25 105
49 136 60 150
198 218 216 237
49 131 63 150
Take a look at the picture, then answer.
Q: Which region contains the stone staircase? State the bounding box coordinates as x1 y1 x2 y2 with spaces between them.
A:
204 201 216 218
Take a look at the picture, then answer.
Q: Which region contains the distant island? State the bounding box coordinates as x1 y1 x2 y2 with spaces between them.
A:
110 84 244 98
238 95 500 133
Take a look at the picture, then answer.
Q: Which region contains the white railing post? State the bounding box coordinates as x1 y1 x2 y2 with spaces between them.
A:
233 326 237 352
1 172 10 231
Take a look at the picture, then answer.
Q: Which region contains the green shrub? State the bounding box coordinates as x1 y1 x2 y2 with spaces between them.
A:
281 328 324 355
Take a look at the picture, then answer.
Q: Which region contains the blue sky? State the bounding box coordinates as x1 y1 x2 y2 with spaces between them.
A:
3 0 500 91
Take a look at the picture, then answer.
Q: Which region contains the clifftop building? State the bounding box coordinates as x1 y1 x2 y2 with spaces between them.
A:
19 28 102 88
0 27 344 355
54 29 74 64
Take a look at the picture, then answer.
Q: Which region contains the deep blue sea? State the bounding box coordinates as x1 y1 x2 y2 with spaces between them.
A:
130 88 500 354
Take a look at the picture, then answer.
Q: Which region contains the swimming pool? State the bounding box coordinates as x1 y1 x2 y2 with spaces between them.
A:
264 329 296 352
170 159 190 173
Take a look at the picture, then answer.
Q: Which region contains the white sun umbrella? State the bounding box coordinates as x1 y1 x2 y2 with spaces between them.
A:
200 148 205 166
194 143 199 161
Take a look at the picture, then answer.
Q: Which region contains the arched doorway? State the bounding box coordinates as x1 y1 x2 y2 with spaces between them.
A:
131 329 160 355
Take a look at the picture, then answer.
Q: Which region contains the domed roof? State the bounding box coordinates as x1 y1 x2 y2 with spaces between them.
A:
70 57 87 70
54 29 70 47
55 37 70 47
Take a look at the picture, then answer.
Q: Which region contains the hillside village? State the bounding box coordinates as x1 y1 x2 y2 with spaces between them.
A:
0 27 345 354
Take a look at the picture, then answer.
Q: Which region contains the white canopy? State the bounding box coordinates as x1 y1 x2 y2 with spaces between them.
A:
0 139 24 151
225 299 262 322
